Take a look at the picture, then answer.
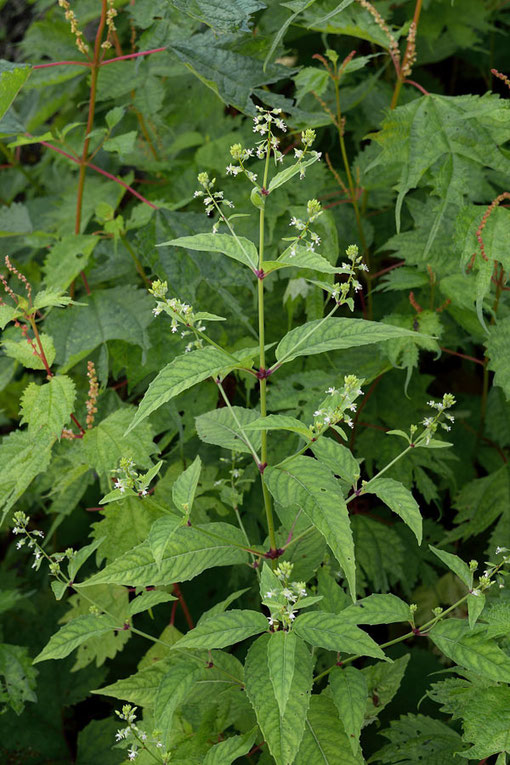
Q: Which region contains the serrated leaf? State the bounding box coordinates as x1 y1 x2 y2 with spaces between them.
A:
43 235 98 290
342 593 411 625
174 609 267 650
20 375 76 438
487 317 510 400
0 60 31 121
148 515 184 569
295 692 363 765
103 130 137 154
458 685 510 760
275 317 419 364
330 666 367 755
33 615 116 663
268 155 320 192
244 414 311 439
172 455 202 515
0 430 54 525
267 629 296 718
203 727 258 764
364 478 422 544
68 538 105 581
363 654 410 723
83 408 156 475
429 619 510 682
293 611 385 659
128 590 177 617
155 660 200 740
197 588 251 625
374 713 464 764
162 233 258 270
80 523 249 587
126 346 240 434
265 456 356 599
2 332 55 370
245 633 312 765
429 545 472 589
311 437 360 486
0 643 37 715
93 659 174 706
195 406 262 453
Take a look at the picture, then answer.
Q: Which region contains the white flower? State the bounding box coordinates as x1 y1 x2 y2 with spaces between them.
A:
265 591 274 599
471 588 481 597
267 616 275 626
127 748 138 761
496 546 504 554
326 387 337 394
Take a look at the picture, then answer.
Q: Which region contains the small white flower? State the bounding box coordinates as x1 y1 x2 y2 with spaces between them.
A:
265 591 274 599
496 546 504 554
268 616 275 626
471 588 481 597
127 748 138 761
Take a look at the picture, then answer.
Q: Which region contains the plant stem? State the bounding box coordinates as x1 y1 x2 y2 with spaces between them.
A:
75 0 108 236
259 146 278 554
333 77 372 317
390 0 424 110
120 234 150 286
216 380 261 466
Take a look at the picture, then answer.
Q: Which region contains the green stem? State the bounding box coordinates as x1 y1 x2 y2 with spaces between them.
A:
349 446 411 500
258 145 278 555
121 234 150 286
333 77 372 317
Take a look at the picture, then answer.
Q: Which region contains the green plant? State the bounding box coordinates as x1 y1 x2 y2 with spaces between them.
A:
2 1 510 763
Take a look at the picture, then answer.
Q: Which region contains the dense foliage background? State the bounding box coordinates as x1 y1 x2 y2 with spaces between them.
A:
1 0 510 763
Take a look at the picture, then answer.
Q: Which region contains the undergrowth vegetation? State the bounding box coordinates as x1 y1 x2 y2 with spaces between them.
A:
1 1 510 763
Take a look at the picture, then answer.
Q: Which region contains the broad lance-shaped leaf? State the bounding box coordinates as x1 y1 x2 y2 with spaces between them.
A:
429 545 473 589
329 667 368 756
20 375 76 439
155 661 201 741
265 456 356 599
33 615 117 663
148 515 183 569
172 455 202 515
267 630 296 718
275 317 420 364
429 619 510 682
0 61 31 121
268 154 321 192
79 523 248 587
364 478 422 544
196 406 262 453
311 437 360 486
295 693 363 765
244 414 312 439
245 633 312 765
293 611 386 659
128 590 177 617
262 245 341 275
160 233 258 271
93 658 176 706
342 593 412 625
173 609 268 650
125 346 242 434
203 728 258 765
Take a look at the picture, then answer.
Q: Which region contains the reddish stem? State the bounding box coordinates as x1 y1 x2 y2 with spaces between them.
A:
173 583 194 630
101 47 166 66
33 60 90 69
371 260 406 279
440 347 484 366
404 78 430 96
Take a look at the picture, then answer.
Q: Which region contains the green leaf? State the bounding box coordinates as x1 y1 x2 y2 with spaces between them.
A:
148 515 184 569
103 130 137 154
342 594 412 625
364 478 422 544
0 643 37 715
295 693 363 765
155 661 200 740
0 430 54 525
374 713 464 764
275 317 419 364
33 615 116 663
244 414 312 439
293 611 385 659
80 523 249 587
126 346 240 434
196 406 262 453
0 201 32 236
83 408 156 475
2 332 55 370
330 666 367 756
128 590 177 617
93 658 175 707
263 0 317 71
32 288 73 311
457 685 510 760
173 609 267 650
363 654 410 723
245 633 312 765
467 592 485 630
203 728 258 764
263 245 342 275
267 630 297 718
162 233 258 270
68 538 105 581
20 375 76 438
265 456 356 599
429 545 473 589
172 455 202 515
429 619 510 682
487 317 510 400
268 154 321 193
43 235 98 290
197 588 251 625
45 286 153 371
0 60 31 121
311 438 360 486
